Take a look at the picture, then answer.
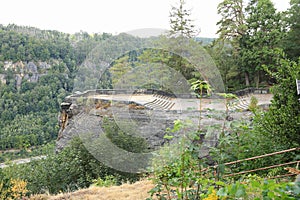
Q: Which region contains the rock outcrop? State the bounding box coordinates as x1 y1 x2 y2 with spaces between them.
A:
0 60 61 87
55 92 225 155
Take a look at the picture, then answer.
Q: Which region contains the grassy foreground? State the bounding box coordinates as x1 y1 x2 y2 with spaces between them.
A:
30 180 154 200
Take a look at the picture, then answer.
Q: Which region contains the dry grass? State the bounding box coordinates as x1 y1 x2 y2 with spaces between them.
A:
30 179 155 200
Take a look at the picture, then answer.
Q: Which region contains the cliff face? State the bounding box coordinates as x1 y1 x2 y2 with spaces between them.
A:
0 60 64 87
55 94 225 155
56 92 260 172
56 89 268 161
56 99 180 152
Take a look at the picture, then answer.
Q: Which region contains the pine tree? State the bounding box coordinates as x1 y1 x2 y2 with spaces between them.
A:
169 0 197 38
239 0 284 87
214 0 246 89
216 0 246 51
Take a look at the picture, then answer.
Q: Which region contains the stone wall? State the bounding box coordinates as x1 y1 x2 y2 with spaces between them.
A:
234 87 270 96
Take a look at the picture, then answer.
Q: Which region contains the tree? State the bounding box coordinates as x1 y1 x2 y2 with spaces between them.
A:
254 58 300 147
214 0 246 89
109 55 132 88
216 0 246 51
282 0 300 61
239 0 284 87
169 0 197 38
207 43 239 91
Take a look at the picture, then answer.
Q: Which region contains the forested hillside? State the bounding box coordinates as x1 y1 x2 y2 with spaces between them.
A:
0 24 112 150
0 0 299 198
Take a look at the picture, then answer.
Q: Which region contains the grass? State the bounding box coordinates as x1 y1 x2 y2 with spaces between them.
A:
30 179 155 200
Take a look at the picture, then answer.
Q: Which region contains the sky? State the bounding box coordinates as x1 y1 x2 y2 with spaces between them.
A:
0 0 290 38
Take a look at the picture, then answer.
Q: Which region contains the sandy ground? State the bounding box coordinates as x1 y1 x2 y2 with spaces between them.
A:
90 93 273 111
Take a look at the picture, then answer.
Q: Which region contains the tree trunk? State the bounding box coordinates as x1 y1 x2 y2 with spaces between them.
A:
255 71 260 88
245 72 250 86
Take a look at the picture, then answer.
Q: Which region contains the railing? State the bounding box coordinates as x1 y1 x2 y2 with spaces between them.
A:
67 89 196 99
204 147 300 179
233 87 270 96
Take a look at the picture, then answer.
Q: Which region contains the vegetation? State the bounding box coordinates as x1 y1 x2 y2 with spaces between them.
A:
0 142 55 163
0 137 141 195
212 0 298 90
169 0 197 38
103 117 149 153
0 0 299 199
254 58 300 146
0 25 113 151
146 1 300 199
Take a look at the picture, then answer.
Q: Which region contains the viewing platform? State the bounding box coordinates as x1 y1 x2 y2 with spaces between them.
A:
65 89 273 112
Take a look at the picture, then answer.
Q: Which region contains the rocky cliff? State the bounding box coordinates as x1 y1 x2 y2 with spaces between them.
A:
55 91 264 172
0 60 65 87
55 93 227 155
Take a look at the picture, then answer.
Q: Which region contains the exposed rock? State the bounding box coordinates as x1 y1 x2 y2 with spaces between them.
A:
38 62 51 70
0 74 6 84
27 62 38 73
15 74 23 88
1 60 66 87
56 97 224 154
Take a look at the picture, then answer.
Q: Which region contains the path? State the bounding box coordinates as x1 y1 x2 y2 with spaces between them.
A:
0 155 46 168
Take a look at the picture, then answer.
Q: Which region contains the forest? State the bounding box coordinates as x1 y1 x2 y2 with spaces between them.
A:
0 0 300 199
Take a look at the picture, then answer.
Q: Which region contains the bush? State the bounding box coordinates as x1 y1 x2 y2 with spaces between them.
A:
2 137 141 195
102 117 149 153
0 177 29 200
248 95 258 112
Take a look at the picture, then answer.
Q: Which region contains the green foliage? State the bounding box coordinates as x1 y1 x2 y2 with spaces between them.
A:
108 47 202 91
216 0 246 51
207 43 241 91
169 0 197 38
211 117 297 177
109 55 132 87
149 131 299 199
281 0 300 61
149 119 214 200
1 137 141 195
191 80 212 132
0 24 113 151
255 59 300 146
214 0 246 90
149 142 208 199
248 95 259 112
0 142 55 163
239 0 284 87
0 113 58 149
215 0 300 89
102 117 149 153
216 175 300 200
92 175 118 187
0 78 63 148
149 135 299 199
155 36 209 84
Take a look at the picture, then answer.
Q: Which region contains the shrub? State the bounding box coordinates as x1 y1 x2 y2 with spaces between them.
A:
2 137 141 195
248 95 258 112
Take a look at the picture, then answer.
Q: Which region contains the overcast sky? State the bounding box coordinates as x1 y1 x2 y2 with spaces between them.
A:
0 0 290 38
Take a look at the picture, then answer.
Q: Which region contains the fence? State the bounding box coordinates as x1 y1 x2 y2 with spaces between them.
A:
204 147 300 179
233 87 270 96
